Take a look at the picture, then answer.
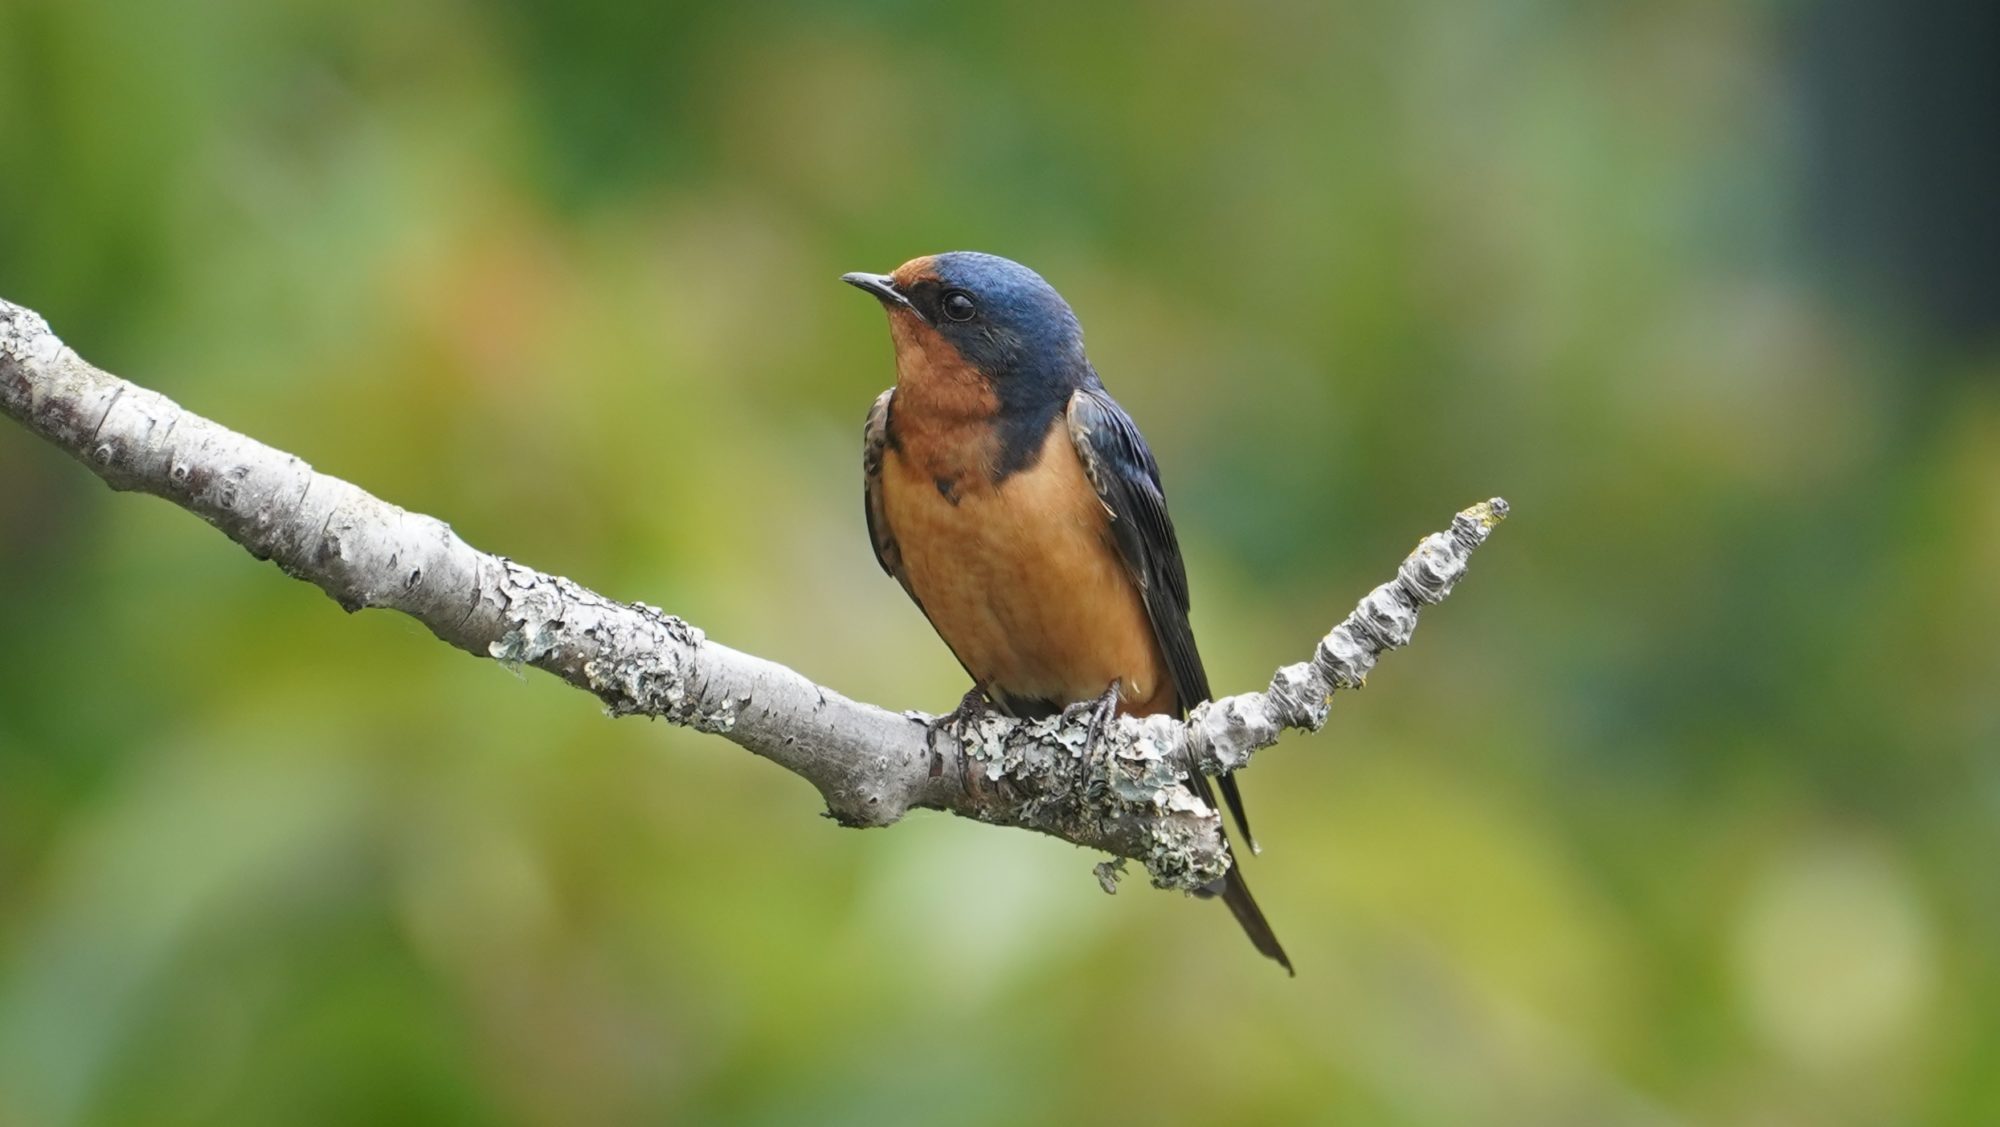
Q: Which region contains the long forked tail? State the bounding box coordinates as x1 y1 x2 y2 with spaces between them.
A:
1188 771 1292 973
1211 863 1293 974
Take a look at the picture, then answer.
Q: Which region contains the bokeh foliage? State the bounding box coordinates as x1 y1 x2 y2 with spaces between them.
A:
1 0 1995 1124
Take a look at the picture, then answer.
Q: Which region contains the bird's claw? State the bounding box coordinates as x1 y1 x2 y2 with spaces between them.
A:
1065 679 1124 756
927 686 992 778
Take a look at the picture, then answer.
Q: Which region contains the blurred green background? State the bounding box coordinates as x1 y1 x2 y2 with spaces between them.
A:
2 0 1995 1123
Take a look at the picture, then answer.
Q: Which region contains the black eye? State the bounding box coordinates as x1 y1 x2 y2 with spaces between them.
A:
941 290 976 322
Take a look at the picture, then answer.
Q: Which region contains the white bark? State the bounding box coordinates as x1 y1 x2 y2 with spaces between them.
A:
0 295 1507 892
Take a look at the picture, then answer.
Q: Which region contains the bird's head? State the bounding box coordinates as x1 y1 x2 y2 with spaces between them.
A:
843 252 1089 395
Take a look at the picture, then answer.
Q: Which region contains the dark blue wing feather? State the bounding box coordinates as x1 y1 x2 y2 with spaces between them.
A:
1066 387 1286 969
1064 388 1208 708
1066 388 1271 851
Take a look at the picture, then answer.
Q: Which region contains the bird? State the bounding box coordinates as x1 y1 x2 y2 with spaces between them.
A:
843 251 1291 973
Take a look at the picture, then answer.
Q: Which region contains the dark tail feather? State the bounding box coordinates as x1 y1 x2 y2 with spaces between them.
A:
1188 771 1289 972
1216 772 1258 854
1211 863 1293 975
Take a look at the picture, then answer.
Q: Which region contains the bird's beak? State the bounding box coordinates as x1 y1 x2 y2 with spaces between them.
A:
841 272 914 313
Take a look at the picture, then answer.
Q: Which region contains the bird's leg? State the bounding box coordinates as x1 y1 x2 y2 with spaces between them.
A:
941 685 991 730
1070 679 1124 754
927 685 992 778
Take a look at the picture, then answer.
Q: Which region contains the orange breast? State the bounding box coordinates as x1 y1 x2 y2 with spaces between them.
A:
881 420 1174 716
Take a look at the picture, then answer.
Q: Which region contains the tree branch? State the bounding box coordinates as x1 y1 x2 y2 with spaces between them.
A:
0 296 1507 892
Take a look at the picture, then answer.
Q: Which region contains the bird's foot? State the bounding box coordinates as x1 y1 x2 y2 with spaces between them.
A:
1066 679 1124 755
927 686 993 777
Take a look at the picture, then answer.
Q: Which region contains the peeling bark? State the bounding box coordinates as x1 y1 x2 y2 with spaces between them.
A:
0 296 1507 892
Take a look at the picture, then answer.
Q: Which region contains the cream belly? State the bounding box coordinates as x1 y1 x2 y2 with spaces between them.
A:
880 425 1171 714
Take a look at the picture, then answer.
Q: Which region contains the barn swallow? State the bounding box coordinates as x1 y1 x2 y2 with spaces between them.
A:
845 252 1290 973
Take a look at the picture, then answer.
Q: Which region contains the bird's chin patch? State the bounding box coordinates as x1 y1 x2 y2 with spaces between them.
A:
888 311 977 382
885 303 930 329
